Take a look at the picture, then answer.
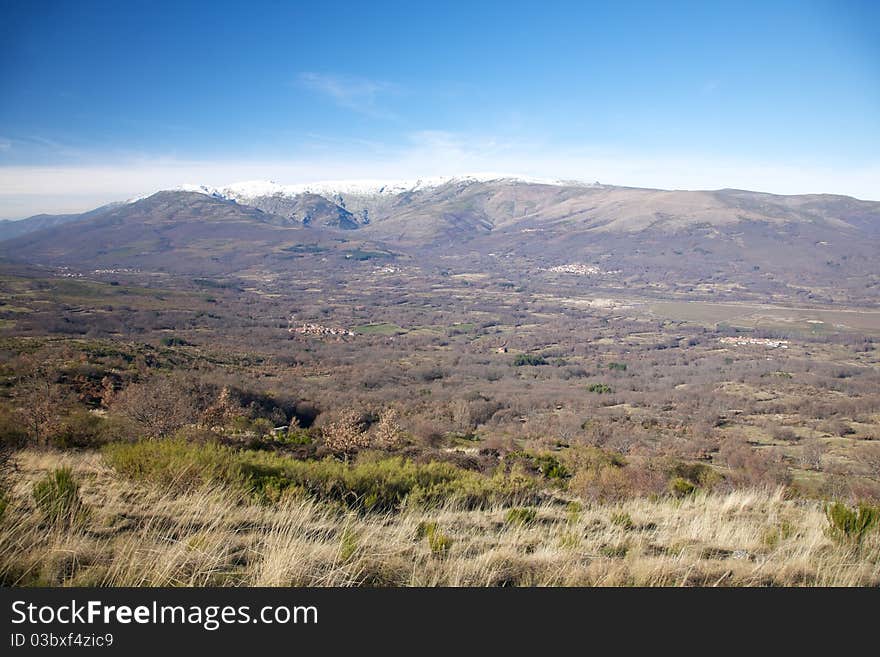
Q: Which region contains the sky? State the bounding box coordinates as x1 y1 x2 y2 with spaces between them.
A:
0 0 878 218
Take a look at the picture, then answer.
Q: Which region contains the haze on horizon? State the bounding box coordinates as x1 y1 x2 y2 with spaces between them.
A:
1 0 879 219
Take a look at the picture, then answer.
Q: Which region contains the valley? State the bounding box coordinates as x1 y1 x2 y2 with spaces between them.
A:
0 177 879 586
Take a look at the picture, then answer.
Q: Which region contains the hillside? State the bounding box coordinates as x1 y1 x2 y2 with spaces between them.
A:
1 179 878 305
0 191 402 274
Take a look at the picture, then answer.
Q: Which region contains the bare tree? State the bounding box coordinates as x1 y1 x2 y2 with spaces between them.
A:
322 409 370 457
17 369 72 446
113 376 198 438
372 408 403 449
800 439 827 472
200 386 242 429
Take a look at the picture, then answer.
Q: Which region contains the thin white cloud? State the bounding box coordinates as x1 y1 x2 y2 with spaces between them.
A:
1 138 878 218
0 137 11 152
297 72 399 118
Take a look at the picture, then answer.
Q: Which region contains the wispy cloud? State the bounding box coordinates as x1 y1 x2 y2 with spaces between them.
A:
297 72 399 119
0 138 11 152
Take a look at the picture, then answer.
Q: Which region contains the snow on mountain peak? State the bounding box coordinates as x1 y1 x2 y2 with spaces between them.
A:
165 174 598 203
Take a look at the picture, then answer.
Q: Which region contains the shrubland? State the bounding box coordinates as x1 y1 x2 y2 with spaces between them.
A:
1 260 879 586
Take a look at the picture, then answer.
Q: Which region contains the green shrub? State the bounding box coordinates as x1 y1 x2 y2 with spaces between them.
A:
513 354 547 367
160 336 190 347
507 451 570 481
427 530 452 556
608 362 627 371
415 520 438 539
416 521 452 556
763 520 797 548
564 446 626 471
586 383 613 394
534 454 570 480
282 429 314 446
669 477 696 497
32 467 85 524
825 502 880 544
49 410 109 449
667 461 721 491
104 439 539 511
250 418 274 438
103 439 243 491
505 507 537 526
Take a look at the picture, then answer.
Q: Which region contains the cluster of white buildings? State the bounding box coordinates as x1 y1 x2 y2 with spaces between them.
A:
289 322 355 338
548 263 620 276
548 263 602 275
719 336 789 349
93 268 138 275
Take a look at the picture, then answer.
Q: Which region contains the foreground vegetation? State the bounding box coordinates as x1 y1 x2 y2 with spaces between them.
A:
2 451 878 587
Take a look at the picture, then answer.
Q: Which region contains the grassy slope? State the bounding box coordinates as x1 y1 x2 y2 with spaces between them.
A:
2 450 878 587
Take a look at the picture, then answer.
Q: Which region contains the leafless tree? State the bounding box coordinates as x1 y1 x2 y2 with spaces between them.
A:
800 439 827 472
17 369 72 446
113 376 198 438
322 409 370 457
372 408 403 449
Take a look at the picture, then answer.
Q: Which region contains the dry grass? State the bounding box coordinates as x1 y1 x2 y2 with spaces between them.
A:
2 449 879 587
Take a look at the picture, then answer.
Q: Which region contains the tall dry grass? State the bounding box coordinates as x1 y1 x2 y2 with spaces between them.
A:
1 450 878 586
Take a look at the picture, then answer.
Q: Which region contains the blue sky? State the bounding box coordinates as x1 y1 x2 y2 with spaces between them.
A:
1 0 878 217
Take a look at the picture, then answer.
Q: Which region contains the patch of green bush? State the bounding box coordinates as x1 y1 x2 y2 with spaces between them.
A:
506 451 570 481
534 454 570 480
608 362 628 371
32 467 85 524
281 429 314 446
103 439 539 511
103 439 244 491
415 520 438 539
564 446 627 471
586 383 613 394
48 410 111 449
160 336 191 347
416 521 452 556
668 477 696 497
825 501 880 544
667 461 721 491
513 354 547 367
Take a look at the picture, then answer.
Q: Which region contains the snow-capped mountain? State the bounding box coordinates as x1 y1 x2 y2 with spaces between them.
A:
164 175 599 228
175 174 596 204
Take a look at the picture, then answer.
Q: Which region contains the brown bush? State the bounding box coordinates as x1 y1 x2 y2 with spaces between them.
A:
112 376 199 439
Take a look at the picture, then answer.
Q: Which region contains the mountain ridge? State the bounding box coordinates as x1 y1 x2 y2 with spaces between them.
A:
0 179 877 307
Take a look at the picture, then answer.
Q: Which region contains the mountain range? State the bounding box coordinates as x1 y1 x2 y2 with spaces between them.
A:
1 176 878 305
